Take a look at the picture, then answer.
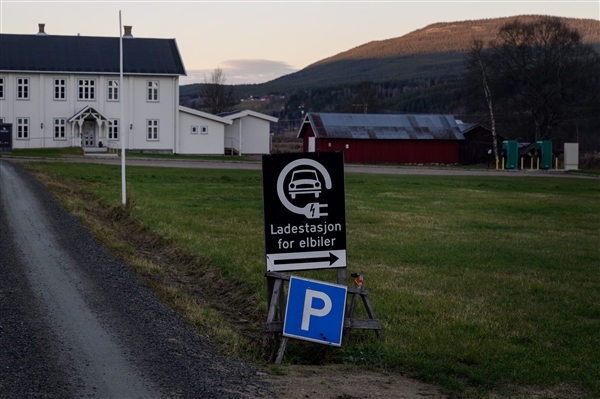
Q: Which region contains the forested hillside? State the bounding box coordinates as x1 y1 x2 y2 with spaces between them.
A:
180 15 600 151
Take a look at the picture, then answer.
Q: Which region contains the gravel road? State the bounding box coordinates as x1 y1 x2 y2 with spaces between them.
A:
7 155 595 179
0 159 275 398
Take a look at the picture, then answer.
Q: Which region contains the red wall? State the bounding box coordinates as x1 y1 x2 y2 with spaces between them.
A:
301 127 460 164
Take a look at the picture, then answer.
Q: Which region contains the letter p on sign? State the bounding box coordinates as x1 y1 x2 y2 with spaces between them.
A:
302 289 332 331
283 276 347 346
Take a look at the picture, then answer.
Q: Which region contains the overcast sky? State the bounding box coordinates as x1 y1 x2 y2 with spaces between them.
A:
1 1 598 85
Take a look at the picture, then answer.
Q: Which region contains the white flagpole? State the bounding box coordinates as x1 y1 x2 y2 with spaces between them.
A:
119 11 126 205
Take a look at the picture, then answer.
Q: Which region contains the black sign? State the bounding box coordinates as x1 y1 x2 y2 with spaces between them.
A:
262 152 346 272
0 124 12 152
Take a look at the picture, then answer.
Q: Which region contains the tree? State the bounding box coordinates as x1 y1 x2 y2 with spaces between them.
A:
337 81 379 113
201 67 234 115
465 16 599 144
466 39 500 162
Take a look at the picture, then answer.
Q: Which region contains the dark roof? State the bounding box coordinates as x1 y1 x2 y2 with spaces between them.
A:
0 34 186 75
299 113 464 140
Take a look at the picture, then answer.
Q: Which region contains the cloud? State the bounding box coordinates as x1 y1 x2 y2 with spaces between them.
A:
181 59 298 86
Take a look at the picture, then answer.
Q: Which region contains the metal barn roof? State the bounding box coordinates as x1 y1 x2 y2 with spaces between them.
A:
0 34 186 76
299 113 465 140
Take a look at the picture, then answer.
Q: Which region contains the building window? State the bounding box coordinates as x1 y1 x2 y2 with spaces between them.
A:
107 80 119 101
191 126 198 134
0 77 4 99
146 119 159 141
54 78 66 100
78 79 95 100
0 117 4 124
16 118 29 139
17 78 29 100
53 118 66 139
108 119 119 140
147 81 159 102
201 126 208 134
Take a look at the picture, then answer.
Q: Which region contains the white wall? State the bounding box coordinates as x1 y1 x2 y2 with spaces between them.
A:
0 72 179 151
224 115 271 155
178 111 225 154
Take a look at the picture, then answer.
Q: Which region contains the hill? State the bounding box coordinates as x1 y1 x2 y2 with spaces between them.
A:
181 15 599 99
180 15 600 143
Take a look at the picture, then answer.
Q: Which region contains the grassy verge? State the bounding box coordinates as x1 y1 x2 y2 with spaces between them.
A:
22 162 600 398
4 147 84 158
2 148 260 162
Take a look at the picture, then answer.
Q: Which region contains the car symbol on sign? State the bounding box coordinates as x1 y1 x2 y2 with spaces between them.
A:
288 169 321 199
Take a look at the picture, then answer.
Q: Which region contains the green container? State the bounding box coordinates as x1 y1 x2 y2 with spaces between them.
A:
502 140 518 169
536 141 553 169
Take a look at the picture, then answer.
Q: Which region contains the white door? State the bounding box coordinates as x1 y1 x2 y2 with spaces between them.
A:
308 137 315 152
82 123 95 147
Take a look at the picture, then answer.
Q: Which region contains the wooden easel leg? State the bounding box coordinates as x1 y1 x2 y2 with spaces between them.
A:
264 278 284 359
343 291 360 340
360 294 383 339
275 337 288 364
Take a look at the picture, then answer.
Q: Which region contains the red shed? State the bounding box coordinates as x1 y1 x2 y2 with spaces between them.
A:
297 113 465 164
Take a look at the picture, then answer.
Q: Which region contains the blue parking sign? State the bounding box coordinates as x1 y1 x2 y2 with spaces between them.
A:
283 276 347 346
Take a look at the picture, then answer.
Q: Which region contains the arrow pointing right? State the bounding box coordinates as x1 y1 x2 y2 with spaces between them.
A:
273 252 339 266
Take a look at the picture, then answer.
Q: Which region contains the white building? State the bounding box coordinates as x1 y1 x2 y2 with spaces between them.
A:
0 24 276 155
220 110 278 155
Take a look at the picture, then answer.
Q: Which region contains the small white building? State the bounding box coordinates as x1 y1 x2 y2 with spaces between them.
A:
220 110 278 155
0 24 278 155
178 106 231 155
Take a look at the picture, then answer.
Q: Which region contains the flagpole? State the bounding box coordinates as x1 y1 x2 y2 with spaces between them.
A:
119 11 126 205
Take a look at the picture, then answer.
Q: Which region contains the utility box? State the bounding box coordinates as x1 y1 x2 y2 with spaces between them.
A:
502 140 518 169
536 141 553 169
0 124 12 153
564 143 579 170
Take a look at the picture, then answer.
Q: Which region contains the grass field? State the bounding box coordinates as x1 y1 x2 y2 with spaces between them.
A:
22 161 600 398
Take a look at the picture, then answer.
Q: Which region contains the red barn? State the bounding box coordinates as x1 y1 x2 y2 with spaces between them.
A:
297 113 465 164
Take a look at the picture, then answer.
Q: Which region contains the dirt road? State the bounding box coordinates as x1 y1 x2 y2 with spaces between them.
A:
0 160 273 398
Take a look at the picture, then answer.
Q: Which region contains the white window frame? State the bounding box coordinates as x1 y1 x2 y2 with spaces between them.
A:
0 117 5 124
191 126 198 135
146 119 159 141
17 77 29 100
108 119 119 140
78 79 96 101
107 80 119 102
0 77 4 100
54 78 66 100
53 118 67 140
147 80 159 102
16 117 29 139
201 126 208 135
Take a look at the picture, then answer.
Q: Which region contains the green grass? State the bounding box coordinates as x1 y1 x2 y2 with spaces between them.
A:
23 162 600 397
5 147 84 158
122 151 260 162
2 147 260 162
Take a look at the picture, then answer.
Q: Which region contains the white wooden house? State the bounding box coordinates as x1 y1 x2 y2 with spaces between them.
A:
0 24 277 155
0 25 186 152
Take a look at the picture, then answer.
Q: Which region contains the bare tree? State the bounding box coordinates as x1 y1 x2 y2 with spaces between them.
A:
467 39 499 163
491 17 598 143
464 17 599 145
201 67 234 115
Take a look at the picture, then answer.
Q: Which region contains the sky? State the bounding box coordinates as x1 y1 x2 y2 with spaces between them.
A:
1 1 598 85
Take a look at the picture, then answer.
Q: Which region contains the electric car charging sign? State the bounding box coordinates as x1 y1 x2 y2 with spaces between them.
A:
262 152 346 272
283 276 347 346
